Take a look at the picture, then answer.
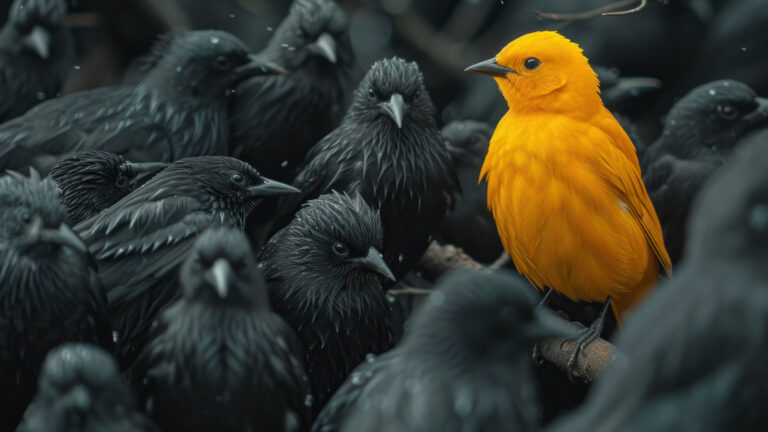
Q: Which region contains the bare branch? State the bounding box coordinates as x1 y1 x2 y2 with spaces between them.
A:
535 0 666 22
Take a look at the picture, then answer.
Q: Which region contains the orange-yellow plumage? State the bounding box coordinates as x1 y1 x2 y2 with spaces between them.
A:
476 31 671 324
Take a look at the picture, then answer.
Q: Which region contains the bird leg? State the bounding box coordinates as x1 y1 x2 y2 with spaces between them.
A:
564 297 612 381
532 288 555 364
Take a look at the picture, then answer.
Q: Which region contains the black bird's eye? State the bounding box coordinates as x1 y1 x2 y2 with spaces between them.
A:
368 88 376 100
230 173 244 184
719 105 738 120
524 57 541 70
115 175 128 188
332 242 349 257
214 56 232 70
19 210 32 223
412 90 421 99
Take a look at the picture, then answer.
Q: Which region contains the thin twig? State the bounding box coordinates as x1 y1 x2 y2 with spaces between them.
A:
535 0 663 22
488 252 511 270
387 287 434 296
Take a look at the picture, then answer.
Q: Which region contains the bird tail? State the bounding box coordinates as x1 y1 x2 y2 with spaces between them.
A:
611 256 660 326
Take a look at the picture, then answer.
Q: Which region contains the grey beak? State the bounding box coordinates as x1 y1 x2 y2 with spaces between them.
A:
379 93 406 129
64 384 92 412
745 96 768 126
233 54 289 82
350 247 396 282
247 177 301 197
208 258 233 298
307 32 337 64
465 58 516 78
25 26 51 60
523 309 580 340
127 161 167 186
40 223 89 255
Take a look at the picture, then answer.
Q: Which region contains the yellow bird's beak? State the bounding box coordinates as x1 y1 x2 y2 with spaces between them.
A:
465 58 517 78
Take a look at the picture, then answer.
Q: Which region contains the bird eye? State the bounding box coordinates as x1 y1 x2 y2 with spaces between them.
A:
115 175 128 188
19 209 32 223
412 90 421 99
230 173 244 184
524 57 541 70
719 105 738 120
332 242 349 257
214 56 232 70
368 88 376 100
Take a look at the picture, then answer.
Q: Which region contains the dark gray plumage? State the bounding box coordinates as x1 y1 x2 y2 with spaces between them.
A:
49 151 167 224
0 30 283 175
549 133 768 432
0 170 112 431
75 156 298 367
260 191 395 412
17 344 158 432
132 228 311 432
313 270 575 432
231 0 354 181
643 79 768 262
0 0 72 122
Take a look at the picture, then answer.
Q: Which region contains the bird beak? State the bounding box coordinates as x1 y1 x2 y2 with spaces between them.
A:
24 25 51 60
127 161 167 186
744 96 768 127
379 93 407 129
22 217 88 255
464 58 516 78
307 32 337 64
247 177 301 197
350 247 396 282
523 309 579 340
232 54 289 82
61 384 91 412
207 258 233 298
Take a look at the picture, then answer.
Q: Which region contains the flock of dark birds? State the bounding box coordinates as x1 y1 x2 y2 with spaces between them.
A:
0 0 766 431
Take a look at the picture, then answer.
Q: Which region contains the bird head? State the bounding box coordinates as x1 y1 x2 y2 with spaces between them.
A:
405 271 576 364
348 57 436 130
658 80 768 156
32 344 132 429
49 151 167 224
263 0 353 73
181 227 269 308
144 30 287 101
466 31 601 116
441 120 493 167
8 0 68 60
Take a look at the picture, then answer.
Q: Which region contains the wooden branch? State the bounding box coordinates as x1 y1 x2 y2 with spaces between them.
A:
535 0 667 22
418 242 615 382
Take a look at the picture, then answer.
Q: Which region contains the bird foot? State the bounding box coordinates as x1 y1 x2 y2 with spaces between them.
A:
563 319 602 381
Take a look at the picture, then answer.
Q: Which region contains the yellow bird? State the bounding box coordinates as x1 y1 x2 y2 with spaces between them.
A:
466 31 671 369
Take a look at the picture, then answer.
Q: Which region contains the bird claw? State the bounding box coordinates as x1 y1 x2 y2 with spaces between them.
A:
563 319 603 381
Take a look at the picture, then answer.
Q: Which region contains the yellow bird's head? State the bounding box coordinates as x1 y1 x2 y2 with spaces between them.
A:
466 31 601 116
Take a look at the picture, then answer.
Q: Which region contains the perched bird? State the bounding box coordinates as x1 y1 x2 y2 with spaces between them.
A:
17 344 158 432
260 191 396 410
313 270 575 432
230 0 354 181
548 133 768 432
49 151 167 224
642 80 768 262
0 30 284 175
76 156 298 367
0 170 112 431
466 31 671 372
132 228 311 432
438 120 503 263
0 0 73 122
271 58 459 279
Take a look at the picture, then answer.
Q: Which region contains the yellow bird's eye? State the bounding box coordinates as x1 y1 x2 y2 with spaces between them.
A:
524 57 541 70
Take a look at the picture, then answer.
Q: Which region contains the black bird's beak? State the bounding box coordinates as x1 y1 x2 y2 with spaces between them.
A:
22 218 88 255
207 258 233 298
465 58 516 78
379 93 406 129
523 309 580 340
60 384 91 413
232 54 289 82
350 247 396 282
24 25 51 60
128 161 168 186
307 32 337 64
247 177 301 197
745 96 768 127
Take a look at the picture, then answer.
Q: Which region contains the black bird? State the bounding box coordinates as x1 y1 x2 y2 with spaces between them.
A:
49 151 167 224
313 270 575 432
230 0 354 181
271 57 459 279
259 191 396 411
438 120 503 263
75 156 298 367
132 228 311 432
17 344 158 432
0 0 72 123
0 30 284 175
642 80 768 262
548 133 768 432
0 170 112 432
